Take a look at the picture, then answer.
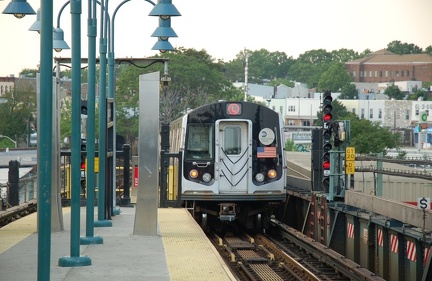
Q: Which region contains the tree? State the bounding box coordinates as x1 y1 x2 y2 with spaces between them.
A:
267 78 294 88
0 82 36 146
424 46 432 56
287 48 363 88
317 106 401 154
317 62 352 92
386 40 423 54
348 117 401 154
384 84 405 100
223 49 294 83
330 48 361 63
114 48 243 144
339 83 358 99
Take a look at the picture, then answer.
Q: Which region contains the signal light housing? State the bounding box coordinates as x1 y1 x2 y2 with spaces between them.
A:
81 99 88 115
80 155 86 171
322 90 333 192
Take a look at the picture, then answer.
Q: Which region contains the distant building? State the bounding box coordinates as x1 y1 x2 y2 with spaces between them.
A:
233 82 311 99
0 76 17 96
345 49 432 83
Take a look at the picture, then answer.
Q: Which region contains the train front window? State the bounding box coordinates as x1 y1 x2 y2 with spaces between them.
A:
223 126 241 155
185 124 213 160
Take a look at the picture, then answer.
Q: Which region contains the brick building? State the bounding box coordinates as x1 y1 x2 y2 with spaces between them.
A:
345 49 432 83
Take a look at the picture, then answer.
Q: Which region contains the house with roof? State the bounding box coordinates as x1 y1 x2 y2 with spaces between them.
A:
345 49 432 84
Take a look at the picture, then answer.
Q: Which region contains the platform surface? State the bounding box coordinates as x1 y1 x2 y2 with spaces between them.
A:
0 206 235 281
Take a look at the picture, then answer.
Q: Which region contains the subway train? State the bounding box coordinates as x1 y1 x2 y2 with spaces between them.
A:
169 101 287 229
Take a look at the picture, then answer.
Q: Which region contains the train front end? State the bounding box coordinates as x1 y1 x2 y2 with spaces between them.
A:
179 101 286 227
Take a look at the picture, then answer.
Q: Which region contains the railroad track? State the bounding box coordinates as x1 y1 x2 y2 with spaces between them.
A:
207 219 385 281
267 219 386 281
0 199 37 228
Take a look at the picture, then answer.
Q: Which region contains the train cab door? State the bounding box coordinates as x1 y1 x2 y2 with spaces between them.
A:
216 120 252 193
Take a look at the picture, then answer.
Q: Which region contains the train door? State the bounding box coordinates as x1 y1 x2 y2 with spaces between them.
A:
216 120 251 193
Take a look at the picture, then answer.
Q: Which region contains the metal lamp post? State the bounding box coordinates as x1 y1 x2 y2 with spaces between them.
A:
31 0 104 245
3 0 53 279
29 0 92 267
95 0 179 225
107 0 179 210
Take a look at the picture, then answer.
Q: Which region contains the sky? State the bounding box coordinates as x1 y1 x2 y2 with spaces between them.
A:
1 0 432 77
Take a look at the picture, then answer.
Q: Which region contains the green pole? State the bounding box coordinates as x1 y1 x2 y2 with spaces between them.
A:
376 153 383 196
81 0 103 244
58 0 91 266
95 0 112 227
37 0 53 279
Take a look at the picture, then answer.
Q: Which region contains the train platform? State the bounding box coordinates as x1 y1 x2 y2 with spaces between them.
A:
0 206 236 281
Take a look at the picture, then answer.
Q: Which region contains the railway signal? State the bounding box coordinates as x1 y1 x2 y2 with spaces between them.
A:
322 90 333 125
81 99 88 116
322 91 333 191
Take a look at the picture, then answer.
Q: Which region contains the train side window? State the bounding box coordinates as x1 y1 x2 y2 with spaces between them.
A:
185 124 213 160
224 126 241 155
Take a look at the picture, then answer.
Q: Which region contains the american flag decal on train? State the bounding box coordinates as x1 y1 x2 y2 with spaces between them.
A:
257 146 276 158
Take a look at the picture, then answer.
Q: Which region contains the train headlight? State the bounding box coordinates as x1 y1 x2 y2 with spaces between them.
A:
255 173 265 182
202 173 212 183
268 169 277 179
189 169 199 179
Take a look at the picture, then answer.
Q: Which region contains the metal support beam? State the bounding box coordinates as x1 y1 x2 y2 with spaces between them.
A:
134 72 160 236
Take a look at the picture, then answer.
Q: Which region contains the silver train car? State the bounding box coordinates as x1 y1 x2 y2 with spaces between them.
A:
169 101 287 229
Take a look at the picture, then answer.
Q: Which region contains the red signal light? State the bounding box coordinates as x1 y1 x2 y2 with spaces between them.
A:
323 161 330 170
81 161 86 170
323 113 332 122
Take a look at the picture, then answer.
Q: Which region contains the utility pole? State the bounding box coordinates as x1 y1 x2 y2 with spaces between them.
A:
244 48 248 102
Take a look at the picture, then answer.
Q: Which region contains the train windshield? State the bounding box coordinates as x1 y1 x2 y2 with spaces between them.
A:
185 124 213 160
223 126 241 155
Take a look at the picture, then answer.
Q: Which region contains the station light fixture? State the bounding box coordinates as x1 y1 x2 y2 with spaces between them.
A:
2 0 35 19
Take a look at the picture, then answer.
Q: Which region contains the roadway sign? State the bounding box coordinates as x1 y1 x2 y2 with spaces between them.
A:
345 160 355 174
417 197 431 210
346 147 355 161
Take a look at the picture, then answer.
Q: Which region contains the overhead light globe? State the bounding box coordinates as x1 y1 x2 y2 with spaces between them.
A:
53 27 70 52
28 8 41 32
152 38 174 53
2 0 36 19
149 0 181 20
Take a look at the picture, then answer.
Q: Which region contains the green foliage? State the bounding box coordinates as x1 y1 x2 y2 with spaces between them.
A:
19 68 38 78
406 87 428 101
287 48 364 88
317 62 352 92
395 148 407 159
115 48 243 141
267 78 294 87
384 84 405 100
285 139 295 152
348 117 401 154
0 83 36 146
386 40 423 54
425 46 432 56
223 49 295 83
339 83 358 99
60 99 72 142
0 139 15 149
